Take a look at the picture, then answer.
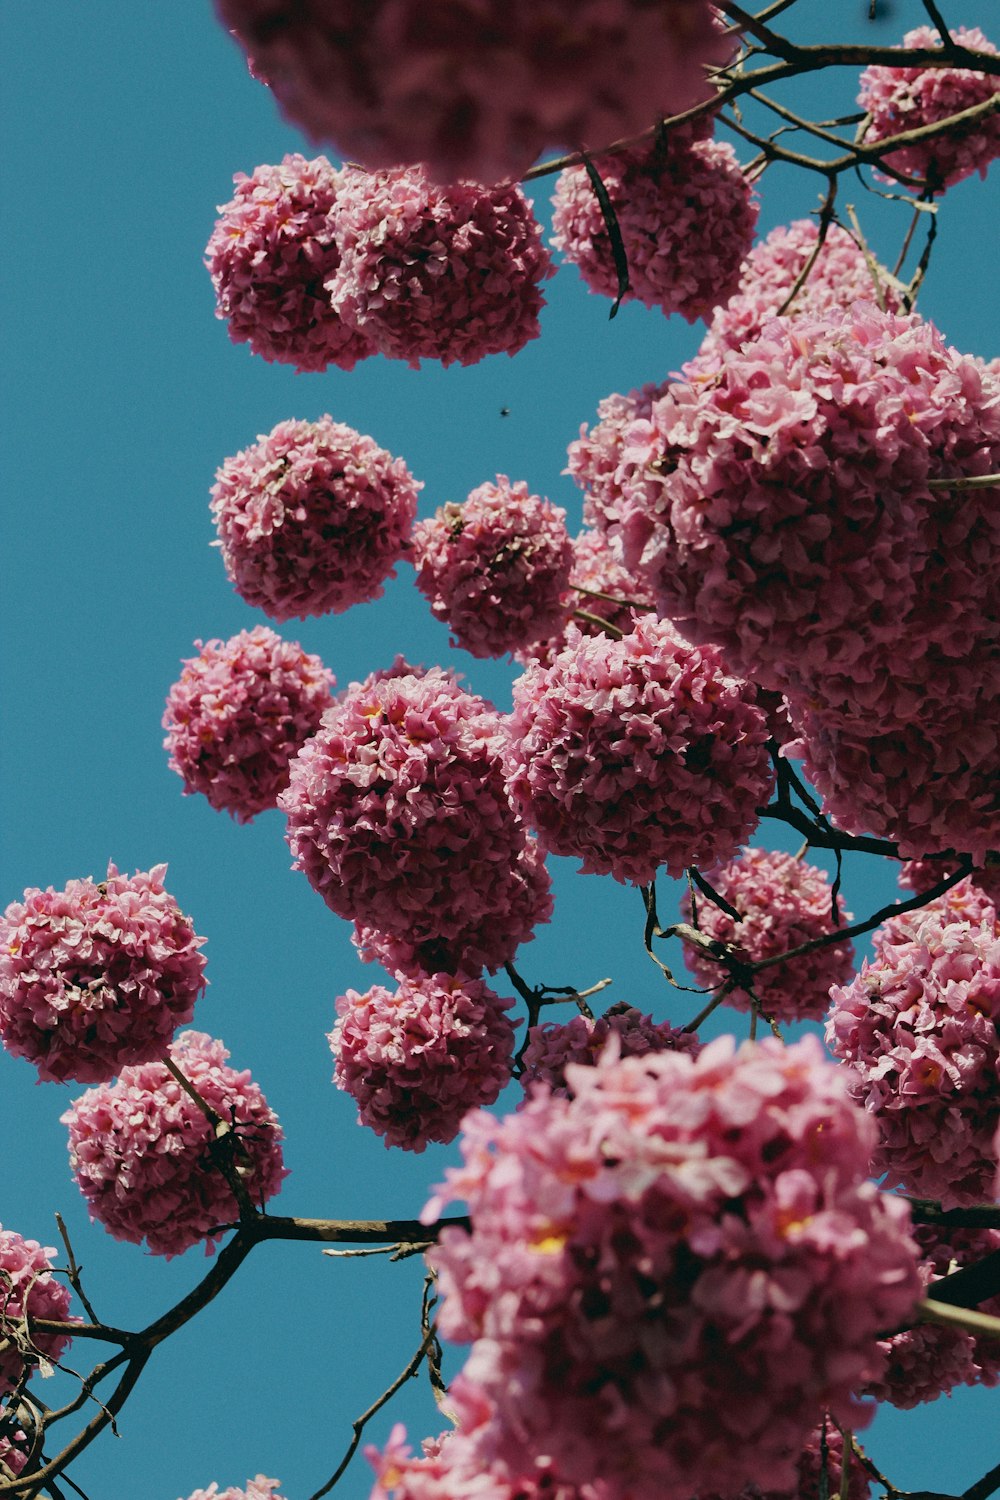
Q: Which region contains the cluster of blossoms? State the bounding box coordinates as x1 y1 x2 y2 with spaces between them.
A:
826 885 1000 1207
163 627 335 822
516 527 655 669
0 1228 73 1394
859 26 1000 191
899 858 1000 907
413 477 573 658
679 848 855 1022
331 974 516 1150
182 1481 285 1500
424 1035 920 1500
210 416 421 621
62 1031 287 1257
519 1003 699 1097
0 864 206 1084
507 618 773 884
567 379 672 541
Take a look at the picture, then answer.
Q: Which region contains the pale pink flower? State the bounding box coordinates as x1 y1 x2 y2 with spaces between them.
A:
520 1003 700 1097
182 1480 285 1500
0 1228 73 1394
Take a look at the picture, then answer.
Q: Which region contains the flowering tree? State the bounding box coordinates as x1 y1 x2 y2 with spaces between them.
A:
3 2 1000 1497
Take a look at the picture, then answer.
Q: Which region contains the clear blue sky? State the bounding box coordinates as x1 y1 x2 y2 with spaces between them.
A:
2 2 998 1495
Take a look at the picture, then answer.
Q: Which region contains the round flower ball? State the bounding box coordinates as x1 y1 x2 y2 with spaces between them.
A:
413 477 573 659
0 1228 73 1394
0 864 207 1085
678 848 855 1023
520 1003 700 1097
326 167 553 369
61 1030 287 1257
331 974 516 1151
424 1034 921 1500
210 416 421 621
204 154 373 373
552 136 757 323
182 1480 285 1500
826 887 1000 1207
163 626 335 822
215 0 728 187
507 617 773 884
859 26 1000 192
566 379 673 544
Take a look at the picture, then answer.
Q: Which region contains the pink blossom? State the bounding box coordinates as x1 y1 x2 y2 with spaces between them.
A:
507 618 773 884
62 1031 287 1257
521 1003 700 1097
413 477 573 659
516 527 656 669
182 1480 285 1500
899 859 1000 909
163 627 335 822
204 154 372 372
0 1228 73 1394
211 416 421 621
326 168 553 369
0 864 207 1085
566 380 672 540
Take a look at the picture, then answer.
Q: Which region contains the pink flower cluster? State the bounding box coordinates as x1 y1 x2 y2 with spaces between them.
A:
182 1480 285 1500
331 974 516 1151
325 168 552 368
899 858 1000 908
826 886 1000 1208
0 864 207 1084
567 380 673 542
211 416 421 621
520 1003 699 1097
0 1228 73 1394
163 627 335 822
679 848 854 1022
205 154 372 372
215 0 728 186
424 1034 920 1500
516 527 655 669
859 26 1000 191
413 477 572 659
281 664 551 977
552 135 757 323
507 618 773 884
62 1031 287 1257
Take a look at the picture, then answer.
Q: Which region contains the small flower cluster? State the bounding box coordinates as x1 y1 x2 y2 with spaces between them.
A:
520 1003 699 1097
566 380 673 542
62 1031 287 1257
210 416 421 621
0 864 206 1084
0 1228 73 1394
182 1480 285 1500
516 527 655 669
331 974 516 1150
163 627 335 822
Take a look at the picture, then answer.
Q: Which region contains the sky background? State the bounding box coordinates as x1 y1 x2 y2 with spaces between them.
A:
2 2 999 1496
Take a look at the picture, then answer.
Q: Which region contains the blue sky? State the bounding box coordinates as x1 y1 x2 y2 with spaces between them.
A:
2 2 999 1495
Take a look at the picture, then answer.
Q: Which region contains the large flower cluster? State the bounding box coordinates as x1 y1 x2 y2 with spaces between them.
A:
0 864 207 1084
0 1228 73 1394
516 527 655 669
425 1035 920 1500
678 848 854 1022
567 380 673 542
163 627 335 822
215 0 728 186
62 1031 287 1257
826 887 1000 1208
507 618 773 884
204 154 372 372
858 26 1000 191
210 416 421 621
520 1003 699 1097
413 477 572 658
331 974 516 1151
182 1481 285 1500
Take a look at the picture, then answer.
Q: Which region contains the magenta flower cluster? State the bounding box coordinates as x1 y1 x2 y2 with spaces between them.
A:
205 154 372 373
163 626 335 822
520 1003 699 1097
424 1034 920 1500
507 618 773 884
0 864 207 1085
182 1481 285 1500
413 476 573 659
210 416 421 621
679 848 855 1022
331 974 516 1151
62 1031 287 1257
0 1227 73 1394
826 886 1000 1208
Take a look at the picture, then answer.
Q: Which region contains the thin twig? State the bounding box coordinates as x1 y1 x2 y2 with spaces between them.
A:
52 1217 99 1329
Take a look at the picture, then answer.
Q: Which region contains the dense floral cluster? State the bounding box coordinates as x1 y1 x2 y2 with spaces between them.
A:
567 380 672 541
331 974 516 1150
282 664 550 976
826 886 1000 1207
678 849 854 1022
325 169 552 368
0 1228 73 1394
204 154 372 372
899 858 1000 907
425 1035 920 1500
859 26 1000 191
163 627 335 822
0 864 206 1084
215 0 728 186
516 527 655 668
62 1031 287 1257
507 618 773 884
181 1480 285 1500
413 477 572 658
552 136 757 322
520 1003 699 1097
211 416 421 621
